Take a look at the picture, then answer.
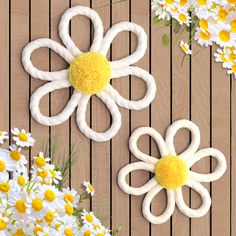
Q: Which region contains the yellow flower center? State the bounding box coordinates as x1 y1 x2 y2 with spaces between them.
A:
0 182 10 192
37 169 48 179
12 228 26 236
88 184 94 192
15 199 27 213
200 31 211 40
69 52 111 95
0 160 6 172
0 219 6 230
85 214 94 223
64 193 74 203
32 198 43 211
33 227 44 235
17 176 26 186
44 211 54 222
179 14 187 22
199 19 208 31
83 230 92 236
44 189 56 201
64 228 73 236
181 44 189 53
232 64 236 73
17 132 28 142
65 204 74 215
228 0 236 4
218 10 228 21
35 157 46 167
231 20 236 32
221 54 228 62
96 234 105 236
229 53 236 62
154 155 188 189
0 131 2 136
219 30 230 42
165 0 174 3
198 0 206 5
179 0 187 6
10 150 21 161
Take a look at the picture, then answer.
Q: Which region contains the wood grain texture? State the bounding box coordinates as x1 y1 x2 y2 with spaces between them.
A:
0 1 234 235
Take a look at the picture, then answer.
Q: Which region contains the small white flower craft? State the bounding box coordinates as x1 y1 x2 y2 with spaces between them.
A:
118 119 227 224
22 6 156 142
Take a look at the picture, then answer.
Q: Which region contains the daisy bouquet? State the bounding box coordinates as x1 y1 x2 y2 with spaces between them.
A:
152 0 236 77
0 129 117 236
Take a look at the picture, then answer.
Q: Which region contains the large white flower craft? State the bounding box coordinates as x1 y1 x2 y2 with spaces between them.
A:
22 6 156 142
118 120 227 224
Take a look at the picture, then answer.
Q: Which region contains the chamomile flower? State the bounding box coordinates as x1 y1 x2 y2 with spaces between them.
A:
226 11 236 32
180 40 192 54
33 152 50 170
152 0 171 20
13 171 29 189
0 181 12 197
8 145 27 169
63 187 80 207
227 63 236 76
0 131 8 144
193 0 213 10
83 181 95 196
78 224 94 236
194 27 213 46
0 149 16 181
172 10 191 26
27 195 46 220
81 210 99 224
11 128 35 147
0 216 8 235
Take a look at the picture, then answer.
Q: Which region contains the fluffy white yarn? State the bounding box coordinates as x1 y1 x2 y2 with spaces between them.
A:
22 6 156 142
118 119 227 224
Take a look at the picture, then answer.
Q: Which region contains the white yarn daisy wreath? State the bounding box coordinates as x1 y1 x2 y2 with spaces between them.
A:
22 6 156 142
118 119 227 224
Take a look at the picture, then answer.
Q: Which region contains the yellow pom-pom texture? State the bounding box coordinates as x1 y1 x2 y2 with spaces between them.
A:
69 52 111 95
155 155 188 190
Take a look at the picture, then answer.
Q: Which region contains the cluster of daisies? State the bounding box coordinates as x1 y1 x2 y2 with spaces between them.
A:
152 0 236 77
0 129 112 236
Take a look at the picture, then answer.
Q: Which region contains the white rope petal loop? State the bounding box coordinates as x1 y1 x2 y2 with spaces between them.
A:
129 127 168 164
165 119 201 158
143 187 175 224
30 80 81 126
107 66 156 110
100 22 147 69
22 38 73 81
175 179 211 218
59 6 104 56
188 148 227 182
118 119 227 224
76 92 121 142
118 162 156 195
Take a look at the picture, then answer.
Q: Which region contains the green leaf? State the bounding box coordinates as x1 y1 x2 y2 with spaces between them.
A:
162 34 169 47
153 16 162 24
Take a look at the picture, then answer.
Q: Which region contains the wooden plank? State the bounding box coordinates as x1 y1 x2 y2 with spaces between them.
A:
211 46 231 236
50 0 70 184
171 24 190 236
130 0 150 235
30 0 50 155
150 19 171 235
91 0 111 227
0 0 9 133
111 1 130 235
70 0 91 209
191 44 210 235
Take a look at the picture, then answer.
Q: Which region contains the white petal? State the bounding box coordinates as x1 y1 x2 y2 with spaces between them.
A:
165 119 201 158
118 162 156 195
30 80 80 126
106 66 156 110
142 187 175 224
76 92 121 142
100 22 147 68
175 179 211 218
59 6 104 56
188 148 227 182
22 38 73 81
129 127 168 164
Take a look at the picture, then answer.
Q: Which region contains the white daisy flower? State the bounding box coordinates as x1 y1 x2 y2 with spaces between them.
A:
227 63 236 77
0 215 8 235
22 6 156 142
11 128 35 147
194 27 213 47
78 224 94 236
27 195 47 220
12 171 29 189
151 0 171 21
83 181 95 196
0 131 8 144
0 180 13 197
226 11 236 32
118 120 227 224
81 210 99 225
193 0 213 10
172 10 191 26
8 145 28 170
180 40 192 54
62 187 80 207
33 152 50 170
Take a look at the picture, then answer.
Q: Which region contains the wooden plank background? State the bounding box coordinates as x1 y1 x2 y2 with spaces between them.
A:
0 0 235 235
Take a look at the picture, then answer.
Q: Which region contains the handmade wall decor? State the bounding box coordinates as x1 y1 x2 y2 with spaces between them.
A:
22 6 156 142
118 119 227 224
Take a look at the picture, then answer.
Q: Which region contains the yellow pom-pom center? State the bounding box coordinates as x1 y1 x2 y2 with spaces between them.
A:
69 52 111 95
18 132 28 142
15 199 27 213
0 220 6 230
0 182 10 192
155 155 188 190
10 150 21 161
0 160 6 172
32 198 43 211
